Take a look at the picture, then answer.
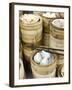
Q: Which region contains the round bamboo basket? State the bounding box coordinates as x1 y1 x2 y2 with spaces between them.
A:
20 14 43 44
19 58 26 79
32 68 56 78
42 13 57 47
57 64 64 77
31 50 57 78
50 19 64 49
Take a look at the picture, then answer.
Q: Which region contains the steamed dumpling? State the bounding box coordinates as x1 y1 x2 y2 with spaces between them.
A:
21 14 39 24
34 50 53 65
34 53 42 64
43 12 56 18
41 50 51 58
40 56 49 65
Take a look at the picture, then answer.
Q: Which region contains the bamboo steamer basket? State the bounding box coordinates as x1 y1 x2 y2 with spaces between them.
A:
19 58 26 79
57 64 64 77
31 50 57 78
32 68 56 78
50 19 64 49
20 14 43 44
42 12 57 47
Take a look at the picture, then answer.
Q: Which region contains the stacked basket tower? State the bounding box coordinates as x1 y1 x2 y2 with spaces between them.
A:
20 14 43 63
49 13 64 77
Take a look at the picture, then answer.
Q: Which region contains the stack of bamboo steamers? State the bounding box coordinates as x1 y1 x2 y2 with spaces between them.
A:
50 15 64 77
19 12 64 79
20 14 42 63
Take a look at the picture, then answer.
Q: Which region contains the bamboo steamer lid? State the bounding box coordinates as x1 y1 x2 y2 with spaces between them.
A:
31 50 57 75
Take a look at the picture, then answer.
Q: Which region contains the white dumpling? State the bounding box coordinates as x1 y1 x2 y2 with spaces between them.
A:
41 50 51 58
40 56 49 65
34 53 42 64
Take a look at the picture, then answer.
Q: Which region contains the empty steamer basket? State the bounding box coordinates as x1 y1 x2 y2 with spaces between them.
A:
30 50 57 78
50 19 64 49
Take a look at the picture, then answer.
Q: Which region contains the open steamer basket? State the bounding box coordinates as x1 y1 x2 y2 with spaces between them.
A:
30 46 64 78
31 49 57 78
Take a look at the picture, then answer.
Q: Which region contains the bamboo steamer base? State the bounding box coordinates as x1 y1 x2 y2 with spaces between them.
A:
31 60 57 75
32 68 56 78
